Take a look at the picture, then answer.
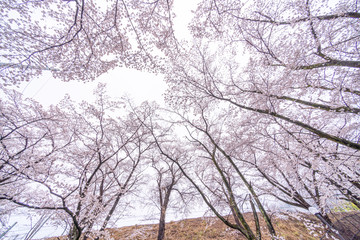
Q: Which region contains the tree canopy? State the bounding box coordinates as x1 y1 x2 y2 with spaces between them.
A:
0 0 359 239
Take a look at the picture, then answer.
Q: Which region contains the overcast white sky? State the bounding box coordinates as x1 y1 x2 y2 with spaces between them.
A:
17 68 167 106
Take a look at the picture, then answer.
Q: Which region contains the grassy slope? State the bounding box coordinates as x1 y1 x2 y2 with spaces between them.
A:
48 211 340 240
107 212 331 240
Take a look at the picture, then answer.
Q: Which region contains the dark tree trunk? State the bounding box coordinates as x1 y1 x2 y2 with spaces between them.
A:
157 185 172 240
68 224 82 240
157 206 167 240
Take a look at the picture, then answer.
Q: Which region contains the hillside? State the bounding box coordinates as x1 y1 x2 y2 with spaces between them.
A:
46 211 348 240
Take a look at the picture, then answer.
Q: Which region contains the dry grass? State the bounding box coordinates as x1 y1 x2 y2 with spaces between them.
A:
46 211 345 240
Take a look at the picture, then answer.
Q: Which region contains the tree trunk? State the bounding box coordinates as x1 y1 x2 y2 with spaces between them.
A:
157 206 167 240
68 224 82 240
157 185 172 240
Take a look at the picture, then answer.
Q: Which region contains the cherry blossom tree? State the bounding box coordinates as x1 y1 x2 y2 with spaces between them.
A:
191 0 359 69
145 103 276 239
1 0 359 238
0 85 73 229
0 84 155 240
164 0 359 222
58 88 154 240
150 155 184 240
0 0 177 85
130 102 196 240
